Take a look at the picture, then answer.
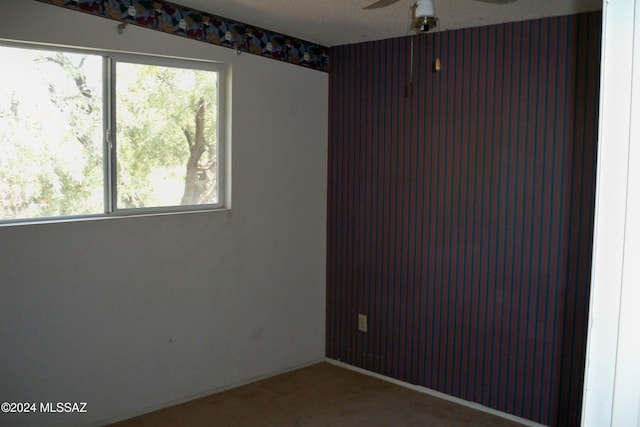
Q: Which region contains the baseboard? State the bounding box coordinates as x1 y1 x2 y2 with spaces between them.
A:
97 358 326 426
325 358 547 427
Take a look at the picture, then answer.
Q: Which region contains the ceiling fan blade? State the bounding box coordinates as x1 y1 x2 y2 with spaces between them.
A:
362 0 402 10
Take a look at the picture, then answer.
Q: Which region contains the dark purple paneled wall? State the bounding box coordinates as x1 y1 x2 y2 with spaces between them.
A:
326 12 601 426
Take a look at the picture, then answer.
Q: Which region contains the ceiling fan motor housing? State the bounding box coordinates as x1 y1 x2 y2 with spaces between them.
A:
414 16 438 32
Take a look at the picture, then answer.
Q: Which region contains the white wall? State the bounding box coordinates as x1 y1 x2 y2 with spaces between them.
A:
582 0 640 425
0 2 328 426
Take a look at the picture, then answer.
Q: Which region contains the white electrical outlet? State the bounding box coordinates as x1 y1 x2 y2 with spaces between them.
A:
358 314 368 332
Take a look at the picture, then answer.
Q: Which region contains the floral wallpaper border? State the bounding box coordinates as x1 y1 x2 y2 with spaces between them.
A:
36 0 329 72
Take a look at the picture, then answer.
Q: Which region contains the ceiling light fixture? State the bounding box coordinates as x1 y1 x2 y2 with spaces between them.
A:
412 0 438 33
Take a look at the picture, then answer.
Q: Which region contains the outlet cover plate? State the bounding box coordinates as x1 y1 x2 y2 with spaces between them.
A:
358 314 368 332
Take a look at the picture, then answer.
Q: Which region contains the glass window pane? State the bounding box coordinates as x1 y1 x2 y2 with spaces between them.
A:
115 62 219 209
0 46 104 221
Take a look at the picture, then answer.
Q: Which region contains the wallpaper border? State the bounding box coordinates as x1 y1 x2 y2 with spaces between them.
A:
35 0 329 72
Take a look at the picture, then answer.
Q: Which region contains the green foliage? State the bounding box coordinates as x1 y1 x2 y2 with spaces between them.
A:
115 62 218 208
0 47 103 220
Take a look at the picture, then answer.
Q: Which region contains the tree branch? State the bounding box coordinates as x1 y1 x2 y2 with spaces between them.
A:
183 128 194 148
197 158 216 171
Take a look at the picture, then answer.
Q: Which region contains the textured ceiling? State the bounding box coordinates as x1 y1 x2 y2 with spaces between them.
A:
172 0 602 46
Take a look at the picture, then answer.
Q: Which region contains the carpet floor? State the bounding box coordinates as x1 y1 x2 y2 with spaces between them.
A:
109 362 527 427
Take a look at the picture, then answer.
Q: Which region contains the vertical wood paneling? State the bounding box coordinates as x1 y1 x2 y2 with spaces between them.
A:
327 12 601 427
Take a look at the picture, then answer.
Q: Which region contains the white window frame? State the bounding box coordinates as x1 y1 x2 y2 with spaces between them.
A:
0 41 229 225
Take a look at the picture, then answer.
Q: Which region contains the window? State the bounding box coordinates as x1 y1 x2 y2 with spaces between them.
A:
0 43 227 223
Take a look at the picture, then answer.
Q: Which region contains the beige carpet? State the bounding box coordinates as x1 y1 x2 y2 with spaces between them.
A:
109 362 527 427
